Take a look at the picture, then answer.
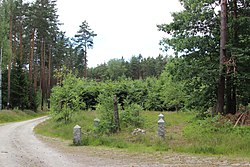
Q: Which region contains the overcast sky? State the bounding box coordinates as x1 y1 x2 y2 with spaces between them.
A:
56 0 182 67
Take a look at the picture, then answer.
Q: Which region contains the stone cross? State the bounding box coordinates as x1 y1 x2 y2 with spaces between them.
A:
158 118 165 138
73 125 81 145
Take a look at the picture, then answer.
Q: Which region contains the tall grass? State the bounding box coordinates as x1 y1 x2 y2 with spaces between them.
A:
35 110 250 158
178 115 250 157
0 109 47 124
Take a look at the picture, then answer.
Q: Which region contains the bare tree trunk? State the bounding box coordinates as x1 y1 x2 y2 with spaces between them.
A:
40 38 45 110
7 62 11 109
13 31 17 64
34 62 37 92
84 44 87 78
233 0 238 41
7 14 13 109
84 52 87 78
216 0 227 114
19 25 23 63
113 95 120 133
226 0 238 115
29 29 35 105
226 74 233 113
43 41 46 101
231 0 237 114
47 46 51 100
0 47 2 110
34 38 38 92
44 67 47 103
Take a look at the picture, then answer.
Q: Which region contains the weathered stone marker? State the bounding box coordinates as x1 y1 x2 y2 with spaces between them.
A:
73 125 81 145
158 113 164 121
94 118 100 127
158 118 165 138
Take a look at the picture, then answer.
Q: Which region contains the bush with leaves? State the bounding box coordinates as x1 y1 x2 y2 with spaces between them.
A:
144 77 165 111
96 91 145 134
96 92 118 134
111 79 148 109
160 68 186 111
79 80 101 110
50 73 85 124
120 100 144 128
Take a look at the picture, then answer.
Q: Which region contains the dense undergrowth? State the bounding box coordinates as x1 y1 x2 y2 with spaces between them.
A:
42 71 250 159
35 110 250 158
180 115 250 157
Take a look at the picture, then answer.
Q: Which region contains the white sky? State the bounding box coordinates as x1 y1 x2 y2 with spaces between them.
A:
56 0 182 67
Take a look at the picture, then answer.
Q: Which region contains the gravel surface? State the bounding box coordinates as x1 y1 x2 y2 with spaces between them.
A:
0 117 249 167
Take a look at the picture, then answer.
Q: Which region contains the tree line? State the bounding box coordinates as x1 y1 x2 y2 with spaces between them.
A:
1 0 250 114
0 0 167 111
50 65 184 125
87 54 167 81
0 0 98 110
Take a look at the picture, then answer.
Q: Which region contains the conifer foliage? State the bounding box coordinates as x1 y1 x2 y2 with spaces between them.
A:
158 0 250 114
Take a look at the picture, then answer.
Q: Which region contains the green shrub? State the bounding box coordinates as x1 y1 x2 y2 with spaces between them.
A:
96 93 117 134
50 72 85 124
96 93 145 134
121 101 144 128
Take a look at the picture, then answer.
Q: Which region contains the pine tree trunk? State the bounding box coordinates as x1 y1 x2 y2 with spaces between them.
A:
113 95 120 133
216 0 227 114
231 0 237 114
7 14 13 109
226 0 238 115
40 39 45 110
13 32 17 63
34 63 37 92
33 37 38 98
47 46 51 98
84 44 87 78
0 47 3 110
7 61 11 109
44 67 47 103
19 25 23 63
43 41 46 101
84 52 87 78
232 82 236 114
29 29 35 105
226 75 232 113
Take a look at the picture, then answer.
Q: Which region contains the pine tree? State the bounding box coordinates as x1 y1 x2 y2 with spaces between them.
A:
74 21 97 78
10 60 29 110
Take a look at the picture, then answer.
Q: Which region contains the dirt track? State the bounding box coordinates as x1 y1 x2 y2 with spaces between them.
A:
0 117 249 167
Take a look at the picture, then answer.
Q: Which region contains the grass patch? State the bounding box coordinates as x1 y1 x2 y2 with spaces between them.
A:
35 110 191 152
178 115 250 158
0 109 48 124
35 110 250 159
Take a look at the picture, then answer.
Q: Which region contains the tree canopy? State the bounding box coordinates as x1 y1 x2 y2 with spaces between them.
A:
158 0 250 114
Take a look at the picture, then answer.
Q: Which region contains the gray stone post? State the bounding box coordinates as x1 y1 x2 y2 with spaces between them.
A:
158 113 164 121
158 118 165 138
73 125 81 145
94 118 100 127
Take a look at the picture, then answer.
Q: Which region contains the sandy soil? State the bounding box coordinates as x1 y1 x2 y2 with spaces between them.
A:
0 117 249 167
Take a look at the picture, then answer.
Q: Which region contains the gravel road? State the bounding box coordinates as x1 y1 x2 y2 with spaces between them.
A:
0 117 249 167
